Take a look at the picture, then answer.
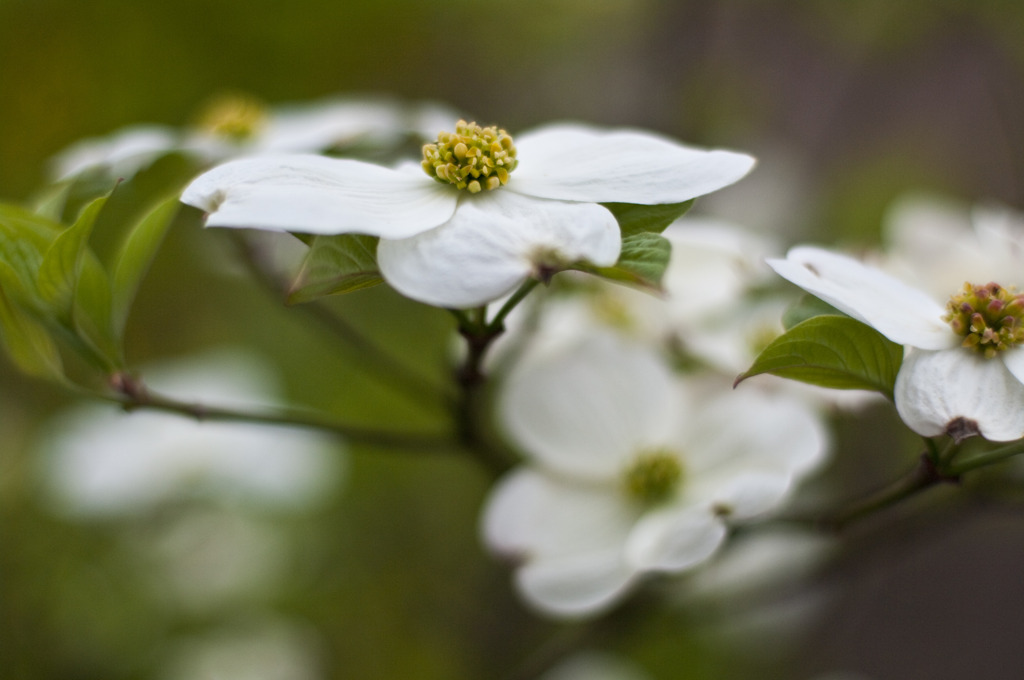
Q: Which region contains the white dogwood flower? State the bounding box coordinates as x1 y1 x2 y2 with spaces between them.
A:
481 333 825 617
182 120 755 308
768 244 1024 441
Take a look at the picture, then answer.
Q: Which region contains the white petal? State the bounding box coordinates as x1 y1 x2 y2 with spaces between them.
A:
377 190 620 308
666 382 826 518
895 349 1024 441
767 246 956 349
255 98 406 153
682 385 827 480
49 125 180 180
690 472 794 520
481 469 640 618
499 333 677 479
510 124 755 204
1001 346 1024 386
624 507 726 572
516 551 637 618
181 154 457 238
480 469 637 559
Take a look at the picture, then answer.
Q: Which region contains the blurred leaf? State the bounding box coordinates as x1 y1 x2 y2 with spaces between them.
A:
111 197 179 335
37 194 108 313
575 232 671 290
0 261 64 379
30 180 75 222
782 293 845 330
0 204 62 310
736 314 903 398
72 254 120 371
602 200 693 238
288 233 383 304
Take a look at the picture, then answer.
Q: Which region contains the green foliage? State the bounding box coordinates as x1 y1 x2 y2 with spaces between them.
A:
111 197 179 335
38 194 108 313
576 231 672 290
288 233 383 304
0 183 180 379
0 260 65 379
736 314 904 399
602 200 694 238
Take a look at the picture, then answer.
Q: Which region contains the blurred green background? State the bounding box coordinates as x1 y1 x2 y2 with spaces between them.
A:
4 1 1024 679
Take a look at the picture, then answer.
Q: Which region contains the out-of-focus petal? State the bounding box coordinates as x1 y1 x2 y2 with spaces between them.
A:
50 125 180 180
624 506 726 571
499 333 676 480
510 124 754 205
682 386 827 480
481 469 637 559
516 552 637 618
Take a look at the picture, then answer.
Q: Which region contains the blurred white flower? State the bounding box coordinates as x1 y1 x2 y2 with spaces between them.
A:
139 507 290 613
769 240 1024 441
539 651 652 680
49 94 457 181
37 349 342 517
160 618 321 680
182 120 754 308
49 125 181 182
481 333 826 617
882 194 1024 298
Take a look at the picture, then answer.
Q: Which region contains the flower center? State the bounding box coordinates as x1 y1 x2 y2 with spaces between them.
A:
196 93 268 141
944 282 1024 358
421 120 518 193
623 450 683 505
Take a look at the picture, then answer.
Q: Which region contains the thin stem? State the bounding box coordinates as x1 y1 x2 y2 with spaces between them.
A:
227 232 454 405
98 373 455 452
947 439 1024 475
452 321 517 476
822 452 960 531
489 280 539 332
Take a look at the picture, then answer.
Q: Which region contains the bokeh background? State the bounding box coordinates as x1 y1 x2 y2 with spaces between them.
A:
4 1 1024 679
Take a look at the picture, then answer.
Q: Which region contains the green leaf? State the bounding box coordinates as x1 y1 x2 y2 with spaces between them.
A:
0 261 64 379
37 194 108 312
781 293 845 330
736 314 904 398
574 232 672 290
111 197 179 335
0 204 62 310
288 233 383 304
30 180 75 222
71 253 120 371
602 200 694 238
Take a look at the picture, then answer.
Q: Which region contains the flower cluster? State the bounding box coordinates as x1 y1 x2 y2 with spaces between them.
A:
181 119 755 308
35 97 1006 645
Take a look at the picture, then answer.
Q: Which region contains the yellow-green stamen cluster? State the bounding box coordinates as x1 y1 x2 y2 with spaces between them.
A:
196 93 268 141
421 120 517 193
624 450 683 505
944 282 1024 358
